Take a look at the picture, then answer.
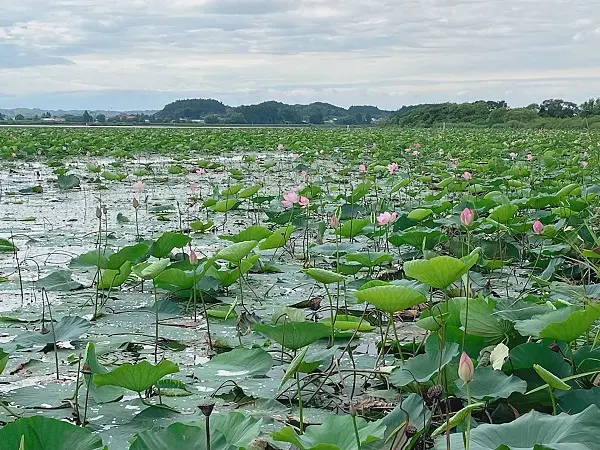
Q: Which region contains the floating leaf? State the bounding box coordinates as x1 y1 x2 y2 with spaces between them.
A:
94 359 179 393
194 347 273 380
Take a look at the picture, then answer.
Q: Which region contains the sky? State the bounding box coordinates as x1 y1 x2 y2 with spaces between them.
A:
1 0 600 111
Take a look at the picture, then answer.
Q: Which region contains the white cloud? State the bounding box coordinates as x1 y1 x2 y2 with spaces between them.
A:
0 0 599 109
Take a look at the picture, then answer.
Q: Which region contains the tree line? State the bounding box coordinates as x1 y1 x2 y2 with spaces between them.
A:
389 98 600 129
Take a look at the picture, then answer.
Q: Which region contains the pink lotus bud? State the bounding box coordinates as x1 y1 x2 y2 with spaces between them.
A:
527 153 534 161
190 183 198 192
582 161 589 168
377 211 397 226
277 143 285 151
329 215 340 228
462 171 472 180
460 208 474 227
533 220 544 235
359 164 367 173
458 351 474 383
189 249 198 265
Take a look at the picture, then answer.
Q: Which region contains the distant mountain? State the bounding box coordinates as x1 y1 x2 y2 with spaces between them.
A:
153 98 394 124
0 108 157 119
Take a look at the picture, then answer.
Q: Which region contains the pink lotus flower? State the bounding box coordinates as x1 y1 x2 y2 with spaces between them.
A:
387 162 399 175
405 148 411 153
190 183 198 192
533 220 544 235
583 151 589 157
372 143 377 149
292 153 300 160
359 164 367 173
510 152 517 160
132 181 146 192
300 170 308 176
299 196 310 207
460 208 474 227
282 191 300 208
189 249 198 265
329 215 340 228
196 168 206 175
277 144 285 151
582 161 589 168
412 150 420 157
377 211 398 226
458 352 474 383
462 171 472 180
527 153 534 161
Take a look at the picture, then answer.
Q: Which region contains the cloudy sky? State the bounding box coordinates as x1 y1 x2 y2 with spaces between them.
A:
1 0 599 110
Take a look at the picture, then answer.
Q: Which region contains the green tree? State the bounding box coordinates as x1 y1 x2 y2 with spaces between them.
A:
15 114 25 121
83 110 92 123
309 112 324 124
538 99 579 118
96 114 106 123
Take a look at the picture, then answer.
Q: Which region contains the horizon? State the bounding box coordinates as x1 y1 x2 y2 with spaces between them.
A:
2 1 600 111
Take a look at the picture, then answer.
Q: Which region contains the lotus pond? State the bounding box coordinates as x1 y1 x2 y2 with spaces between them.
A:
1 127 600 449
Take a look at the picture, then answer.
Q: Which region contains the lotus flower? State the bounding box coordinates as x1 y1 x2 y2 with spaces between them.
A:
458 352 474 383
196 168 206 175
527 153 534 161
377 211 398 226
132 181 146 192
359 164 367 173
582 161 589 168
299 196 310 207
412 150 420 157
533 220 544 235
277 143 285 151
460 208 474 227
510 152 517 160
282 191 300 208
462 171 472 180
387 162 399 175
190 183 198 192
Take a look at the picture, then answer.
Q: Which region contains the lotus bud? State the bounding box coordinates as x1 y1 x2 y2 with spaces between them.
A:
460 208 474 227
458 351 474 383
133 197 140 209
95 206 102 219
189 249 198 265
533 220 544 235
329 215 340 228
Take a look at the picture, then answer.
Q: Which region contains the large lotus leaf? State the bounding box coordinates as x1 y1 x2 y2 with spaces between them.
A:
0 238 18 253
0 416 104 450
154 268 194 289
238 184 261 198
355 285 425 313
407 208 433 221
220 225 273 243
70 249 111 268
259 226 295 250
460 297 509 343
436 405 600 450
213 198 238 212
252 322 342 350
35 269 83 291
133 259 170 280
94 359 179 393
149 232 192 258
514 306 600 342
106 243 150 269
217 240 258 262
15 316 91 348
390 337 460 387
57 174 81 190
403 248 480 289
273 414 385 450
347 181 372 204
503 342 572 390
573 345 600 372
559 387 600 414
388 227 448 250
346 252 393 267
98 260 132 289
130 412 262 450
83 342 124 403
337 218 371 238
303 268 347 284
455 367 527 401
488 203 518 223
194 347 273 381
